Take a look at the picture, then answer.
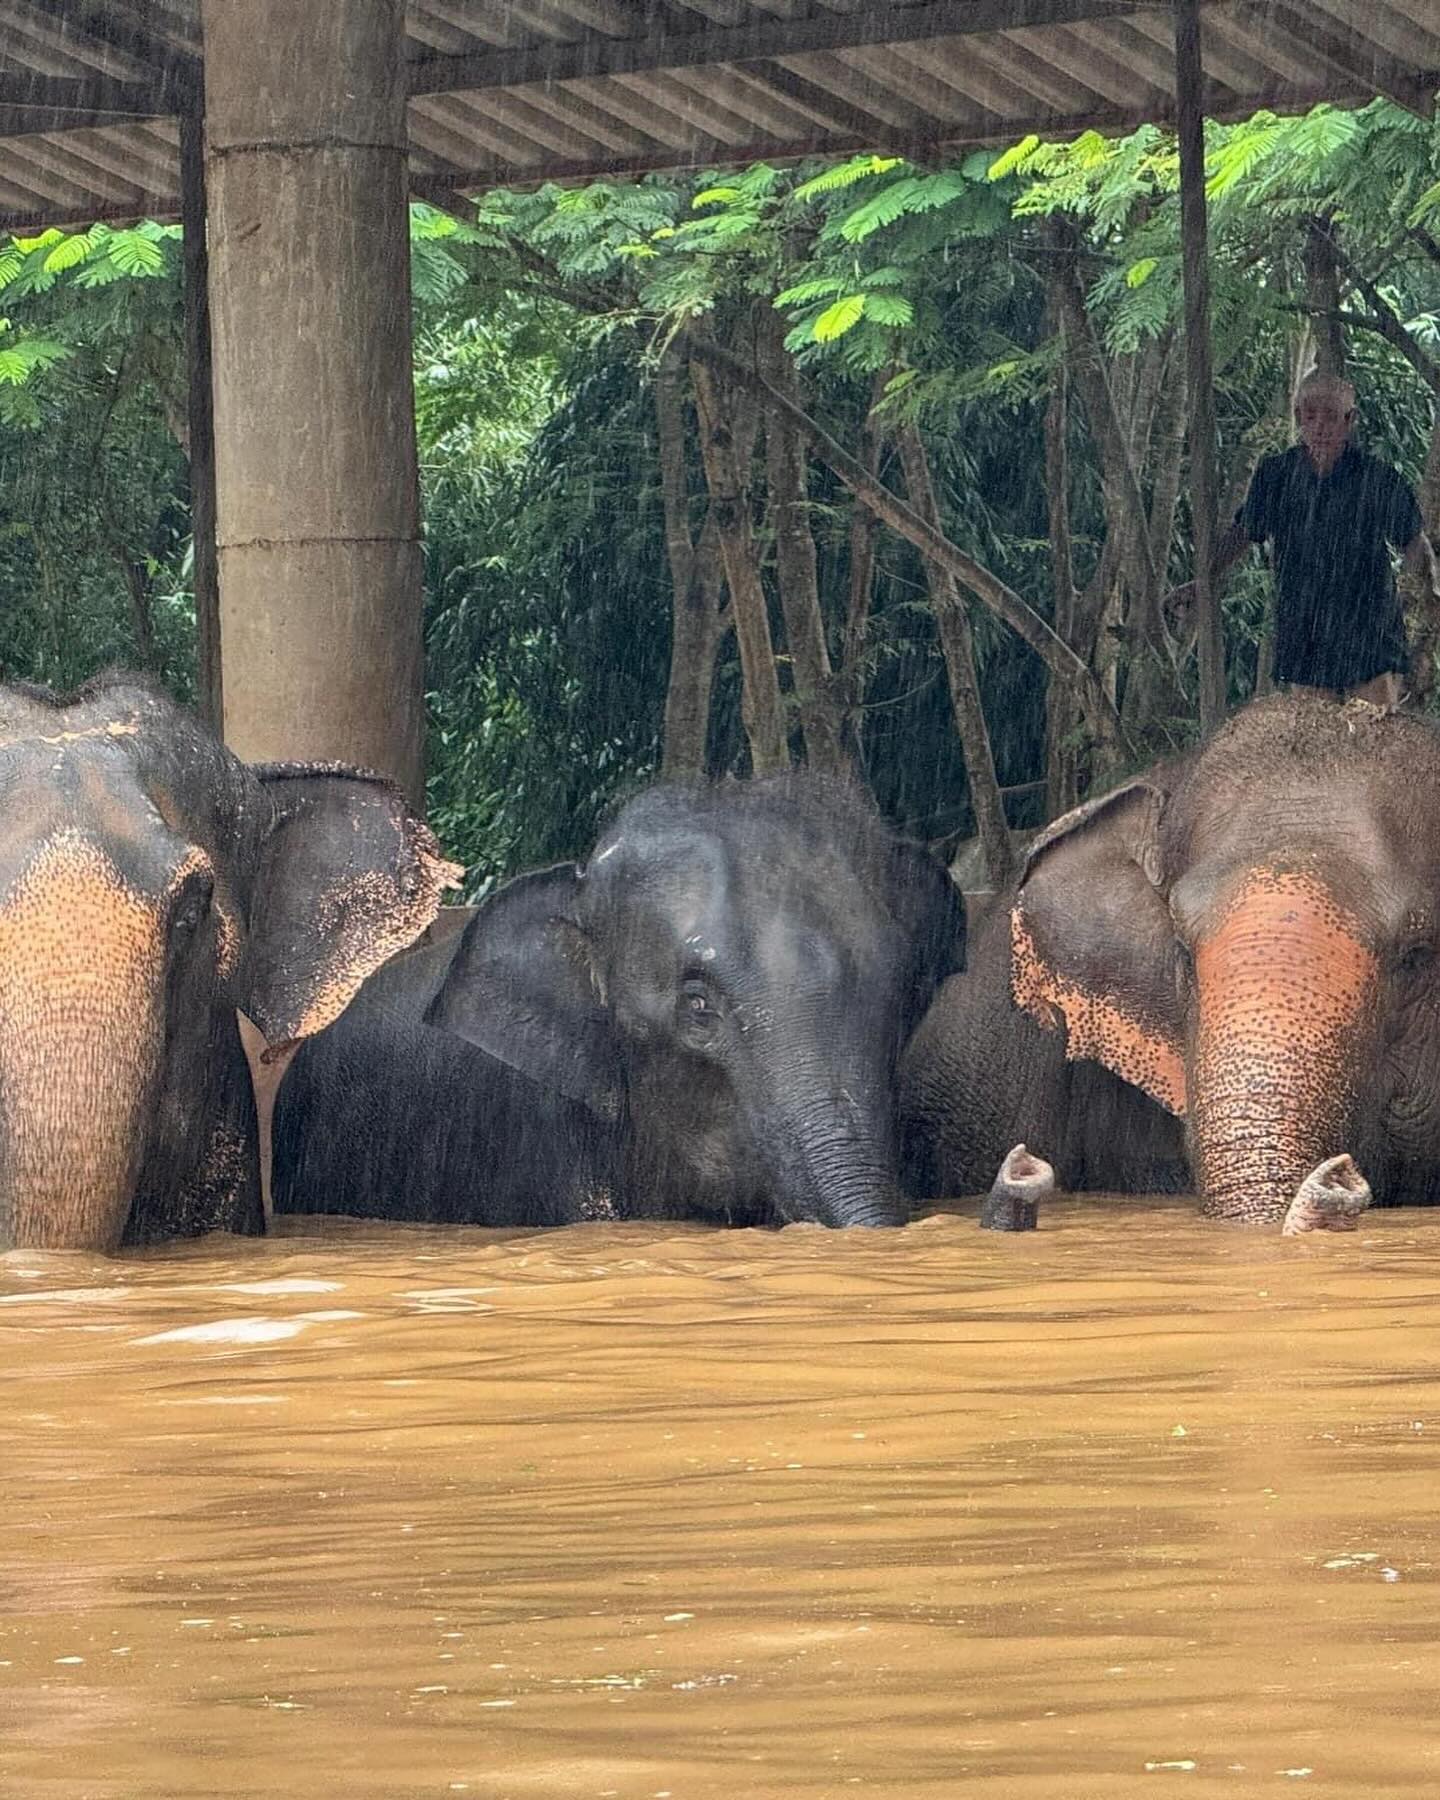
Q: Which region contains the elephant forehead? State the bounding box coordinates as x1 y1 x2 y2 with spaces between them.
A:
1169 726 1440 890
0 740 194 883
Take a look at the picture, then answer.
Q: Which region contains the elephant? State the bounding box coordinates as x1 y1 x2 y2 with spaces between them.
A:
272 774 967 1229
904 691 1440 1228
0 673 456 1252
271 921 626 1227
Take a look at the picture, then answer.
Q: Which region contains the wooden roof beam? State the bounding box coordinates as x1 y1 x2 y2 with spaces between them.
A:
405 0 1160 98
0 68 194 129
28 0 199 79
1236 1 1437 118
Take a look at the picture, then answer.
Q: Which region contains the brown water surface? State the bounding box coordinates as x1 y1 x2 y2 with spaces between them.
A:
4 1197 1440 1798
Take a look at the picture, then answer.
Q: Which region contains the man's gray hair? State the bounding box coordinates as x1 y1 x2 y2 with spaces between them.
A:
1296 368 1356 410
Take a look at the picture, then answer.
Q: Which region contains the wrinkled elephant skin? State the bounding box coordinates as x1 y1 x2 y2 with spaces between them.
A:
0 674 455 1251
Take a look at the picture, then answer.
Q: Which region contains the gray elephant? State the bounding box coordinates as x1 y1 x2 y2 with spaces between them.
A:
0 673 455 1251
273 775 967 1229
903 692 1440 1229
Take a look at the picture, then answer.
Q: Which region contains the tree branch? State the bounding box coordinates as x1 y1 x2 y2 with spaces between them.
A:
1315 227 1440 397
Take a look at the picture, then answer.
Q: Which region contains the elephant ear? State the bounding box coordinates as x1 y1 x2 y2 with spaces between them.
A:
1012 777 1187 1117
889 839 968 1029
239 763 462 1059
424 862 622 1121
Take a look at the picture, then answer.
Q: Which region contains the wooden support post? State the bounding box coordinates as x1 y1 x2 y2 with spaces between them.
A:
1174 0 1225 734
179 106 220 732
200 0 425 801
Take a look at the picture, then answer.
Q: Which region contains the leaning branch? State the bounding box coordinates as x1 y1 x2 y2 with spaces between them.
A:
1315 227 1440 397
684 334 1128 750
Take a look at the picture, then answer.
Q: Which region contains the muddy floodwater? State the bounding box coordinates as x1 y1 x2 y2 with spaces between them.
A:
5 1200 1440 1799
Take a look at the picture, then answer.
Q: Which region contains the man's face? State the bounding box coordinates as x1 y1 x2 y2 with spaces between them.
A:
1296 390 1354 464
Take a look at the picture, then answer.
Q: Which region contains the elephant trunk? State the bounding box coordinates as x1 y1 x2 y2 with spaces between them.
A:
747 1039 907 1228
1190 869 1378 1225
0 835 166 1251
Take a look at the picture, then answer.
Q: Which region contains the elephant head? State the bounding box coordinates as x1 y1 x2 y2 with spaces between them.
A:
1011 692 1440 1226
0 675 457 1251
427 776 966 1228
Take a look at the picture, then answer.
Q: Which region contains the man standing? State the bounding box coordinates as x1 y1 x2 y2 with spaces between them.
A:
1174 371 1440 705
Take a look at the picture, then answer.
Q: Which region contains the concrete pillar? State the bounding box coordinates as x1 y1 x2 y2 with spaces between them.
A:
199 0 425 802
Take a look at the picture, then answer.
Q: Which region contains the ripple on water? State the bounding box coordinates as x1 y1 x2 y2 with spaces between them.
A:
2 1196 1440 1797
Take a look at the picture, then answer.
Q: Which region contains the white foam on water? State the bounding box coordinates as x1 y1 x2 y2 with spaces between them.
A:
136 1309 364 1346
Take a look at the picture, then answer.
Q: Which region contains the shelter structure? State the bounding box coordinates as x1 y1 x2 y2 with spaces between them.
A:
0 0 1436 791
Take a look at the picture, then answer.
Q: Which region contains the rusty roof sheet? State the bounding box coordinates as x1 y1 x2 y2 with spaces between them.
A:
0 0 1435 230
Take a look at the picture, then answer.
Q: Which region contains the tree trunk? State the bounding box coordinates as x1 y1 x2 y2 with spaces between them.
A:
760 314 847 773
1304 213 1346 378
689 354 788 775
662 511 729 782
656 349 730 780
1043 293 1080 819
1422 405 1440 538
896 422 1015 891
113 541 157 670
1174 0 1226 735
1053 252 1162 621
839 370 888 763
1145 341 1187 580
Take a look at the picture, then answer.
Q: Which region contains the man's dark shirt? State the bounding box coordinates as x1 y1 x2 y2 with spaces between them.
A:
1238 441 1422 690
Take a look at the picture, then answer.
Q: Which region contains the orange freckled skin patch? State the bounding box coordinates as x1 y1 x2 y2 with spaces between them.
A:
1011 904 1187 1116
1192 870 1379 1223
0 832 166 1250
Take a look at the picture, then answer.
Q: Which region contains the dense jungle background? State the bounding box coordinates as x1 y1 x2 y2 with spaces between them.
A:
1 99 1438 890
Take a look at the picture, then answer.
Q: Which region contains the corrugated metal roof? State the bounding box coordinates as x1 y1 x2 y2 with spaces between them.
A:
0 0 1435 230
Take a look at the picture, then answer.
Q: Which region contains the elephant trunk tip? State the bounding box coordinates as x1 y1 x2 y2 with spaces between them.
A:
1281 1153 1373 1237
980 1142 1053 1232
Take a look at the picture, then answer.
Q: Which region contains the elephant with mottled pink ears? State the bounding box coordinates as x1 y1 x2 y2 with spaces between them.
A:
0 673 456 1252
903 691 1440 1232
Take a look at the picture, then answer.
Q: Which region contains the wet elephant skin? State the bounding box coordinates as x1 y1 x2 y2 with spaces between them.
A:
274 775 967 1230
0 673 454 1251
903 692 1440 1224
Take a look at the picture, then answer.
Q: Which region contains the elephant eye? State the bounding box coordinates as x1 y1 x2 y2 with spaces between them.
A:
173 873 214 934
678 978 719 1031
1396 941 1435 977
